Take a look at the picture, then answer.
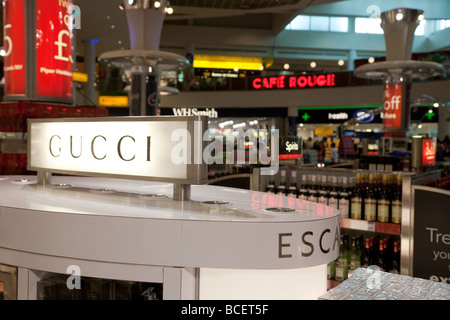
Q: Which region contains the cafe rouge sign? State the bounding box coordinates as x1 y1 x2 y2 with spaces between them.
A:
252 73 336 90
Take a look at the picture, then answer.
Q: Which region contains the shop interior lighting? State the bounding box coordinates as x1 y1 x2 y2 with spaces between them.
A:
154 1 161 8
368 57 375 63
338 60 345 66
433 102 439 108
310 61 317 68
128 0 137 5
395 13 404 21
283 63 290 70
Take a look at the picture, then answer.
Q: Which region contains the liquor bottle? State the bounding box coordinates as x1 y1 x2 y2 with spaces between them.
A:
276 170 287 196
317 175 329 206
328 176 339 210
360 238 372 268
265 178 277 194
335 234 349 281
391 174 402 224
298 174 309 200
286 171 299 198
338 176 350 218
348 236 361 277
364 173 377 221
376 239 389 272
377 173 391 223
350 172 364 220
390 241 400 274
307 174 318 203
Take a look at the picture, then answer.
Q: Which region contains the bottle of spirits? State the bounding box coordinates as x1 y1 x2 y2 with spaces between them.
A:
335 234 349 281
307 174 318 203
377 173 391 223
276 170 287 196
265 178 277 194
360 238 372 268
327 176 339 210
338 176 350 218
390 241 400 274
350 172 364 220
317 175 329 206
286 171 299 198
364 173 377 221
298 174 309 200
391 174 402 224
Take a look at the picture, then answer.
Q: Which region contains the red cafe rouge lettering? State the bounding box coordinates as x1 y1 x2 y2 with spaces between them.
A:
252 74 336 90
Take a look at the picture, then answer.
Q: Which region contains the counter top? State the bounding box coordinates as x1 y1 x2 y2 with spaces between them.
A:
0 175 340 270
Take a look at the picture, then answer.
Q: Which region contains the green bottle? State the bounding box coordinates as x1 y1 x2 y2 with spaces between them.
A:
335 234 349 281
348 237 361 277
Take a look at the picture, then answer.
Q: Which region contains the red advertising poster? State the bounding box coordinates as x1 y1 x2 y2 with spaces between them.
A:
3 0 26 96
422 139 436 166
382 83 403 129
36 0 73 99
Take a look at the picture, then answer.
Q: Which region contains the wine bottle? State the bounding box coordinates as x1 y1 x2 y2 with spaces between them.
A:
307 174 318 203
276 170 287 196
317 175 329 206
350 173 364 220
348 236 361 277
364 173 377 221
391 174 402 224
376 239 389 272
286 171 299 198
360 238 372 268
328 176 339 210
327 260 336 280
335 234 349 281
377 173 391 223
390 241 400 274
298 174 309 200
265 178 277 194
338 176 350 218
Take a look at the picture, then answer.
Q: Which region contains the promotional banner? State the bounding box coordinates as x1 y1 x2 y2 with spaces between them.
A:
3 0 26 96
36 0 74 99
382 83 403 130
421 139 436 166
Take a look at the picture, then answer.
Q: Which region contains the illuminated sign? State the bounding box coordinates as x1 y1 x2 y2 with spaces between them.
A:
422 139 436 166
172 107 218 118
252 74 336 90
73 72 88 82
354 109 374 123
27 117 208 184
279 137 302 160
382 84 403 129
98 95 129 107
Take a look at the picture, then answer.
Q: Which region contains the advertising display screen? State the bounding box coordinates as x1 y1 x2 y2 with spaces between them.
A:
3 0 26 96
421 138 436 166
35 0 74 100
382 83 403 129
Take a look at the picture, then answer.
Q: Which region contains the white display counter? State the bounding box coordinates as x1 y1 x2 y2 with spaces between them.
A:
0 175 339 300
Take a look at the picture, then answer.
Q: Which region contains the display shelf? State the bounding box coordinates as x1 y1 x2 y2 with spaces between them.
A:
340 218 401 235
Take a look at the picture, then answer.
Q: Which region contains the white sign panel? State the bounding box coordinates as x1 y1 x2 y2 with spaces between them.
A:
28 116 208 184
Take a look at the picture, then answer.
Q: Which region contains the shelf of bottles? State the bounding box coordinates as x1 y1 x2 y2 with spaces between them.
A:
259 166 405 289
328 232 401 289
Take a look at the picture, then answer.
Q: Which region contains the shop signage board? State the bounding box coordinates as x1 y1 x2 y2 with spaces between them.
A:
411 186 450 284
382 83 403 130
3 0 74 104
421 139 436 166
252 73 336 90
27 116 209 184
279 136 302 160
298 106 381 124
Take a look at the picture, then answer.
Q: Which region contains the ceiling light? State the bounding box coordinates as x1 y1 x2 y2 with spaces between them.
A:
259 65 264 71
396 13 403 21
154 1 161 8
418 14 424 21
283 63 290 70
433 102 439 108
338 59 344 66
310 61 316 68
368 57 375 63
165 7 174 14
128 0 137 5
